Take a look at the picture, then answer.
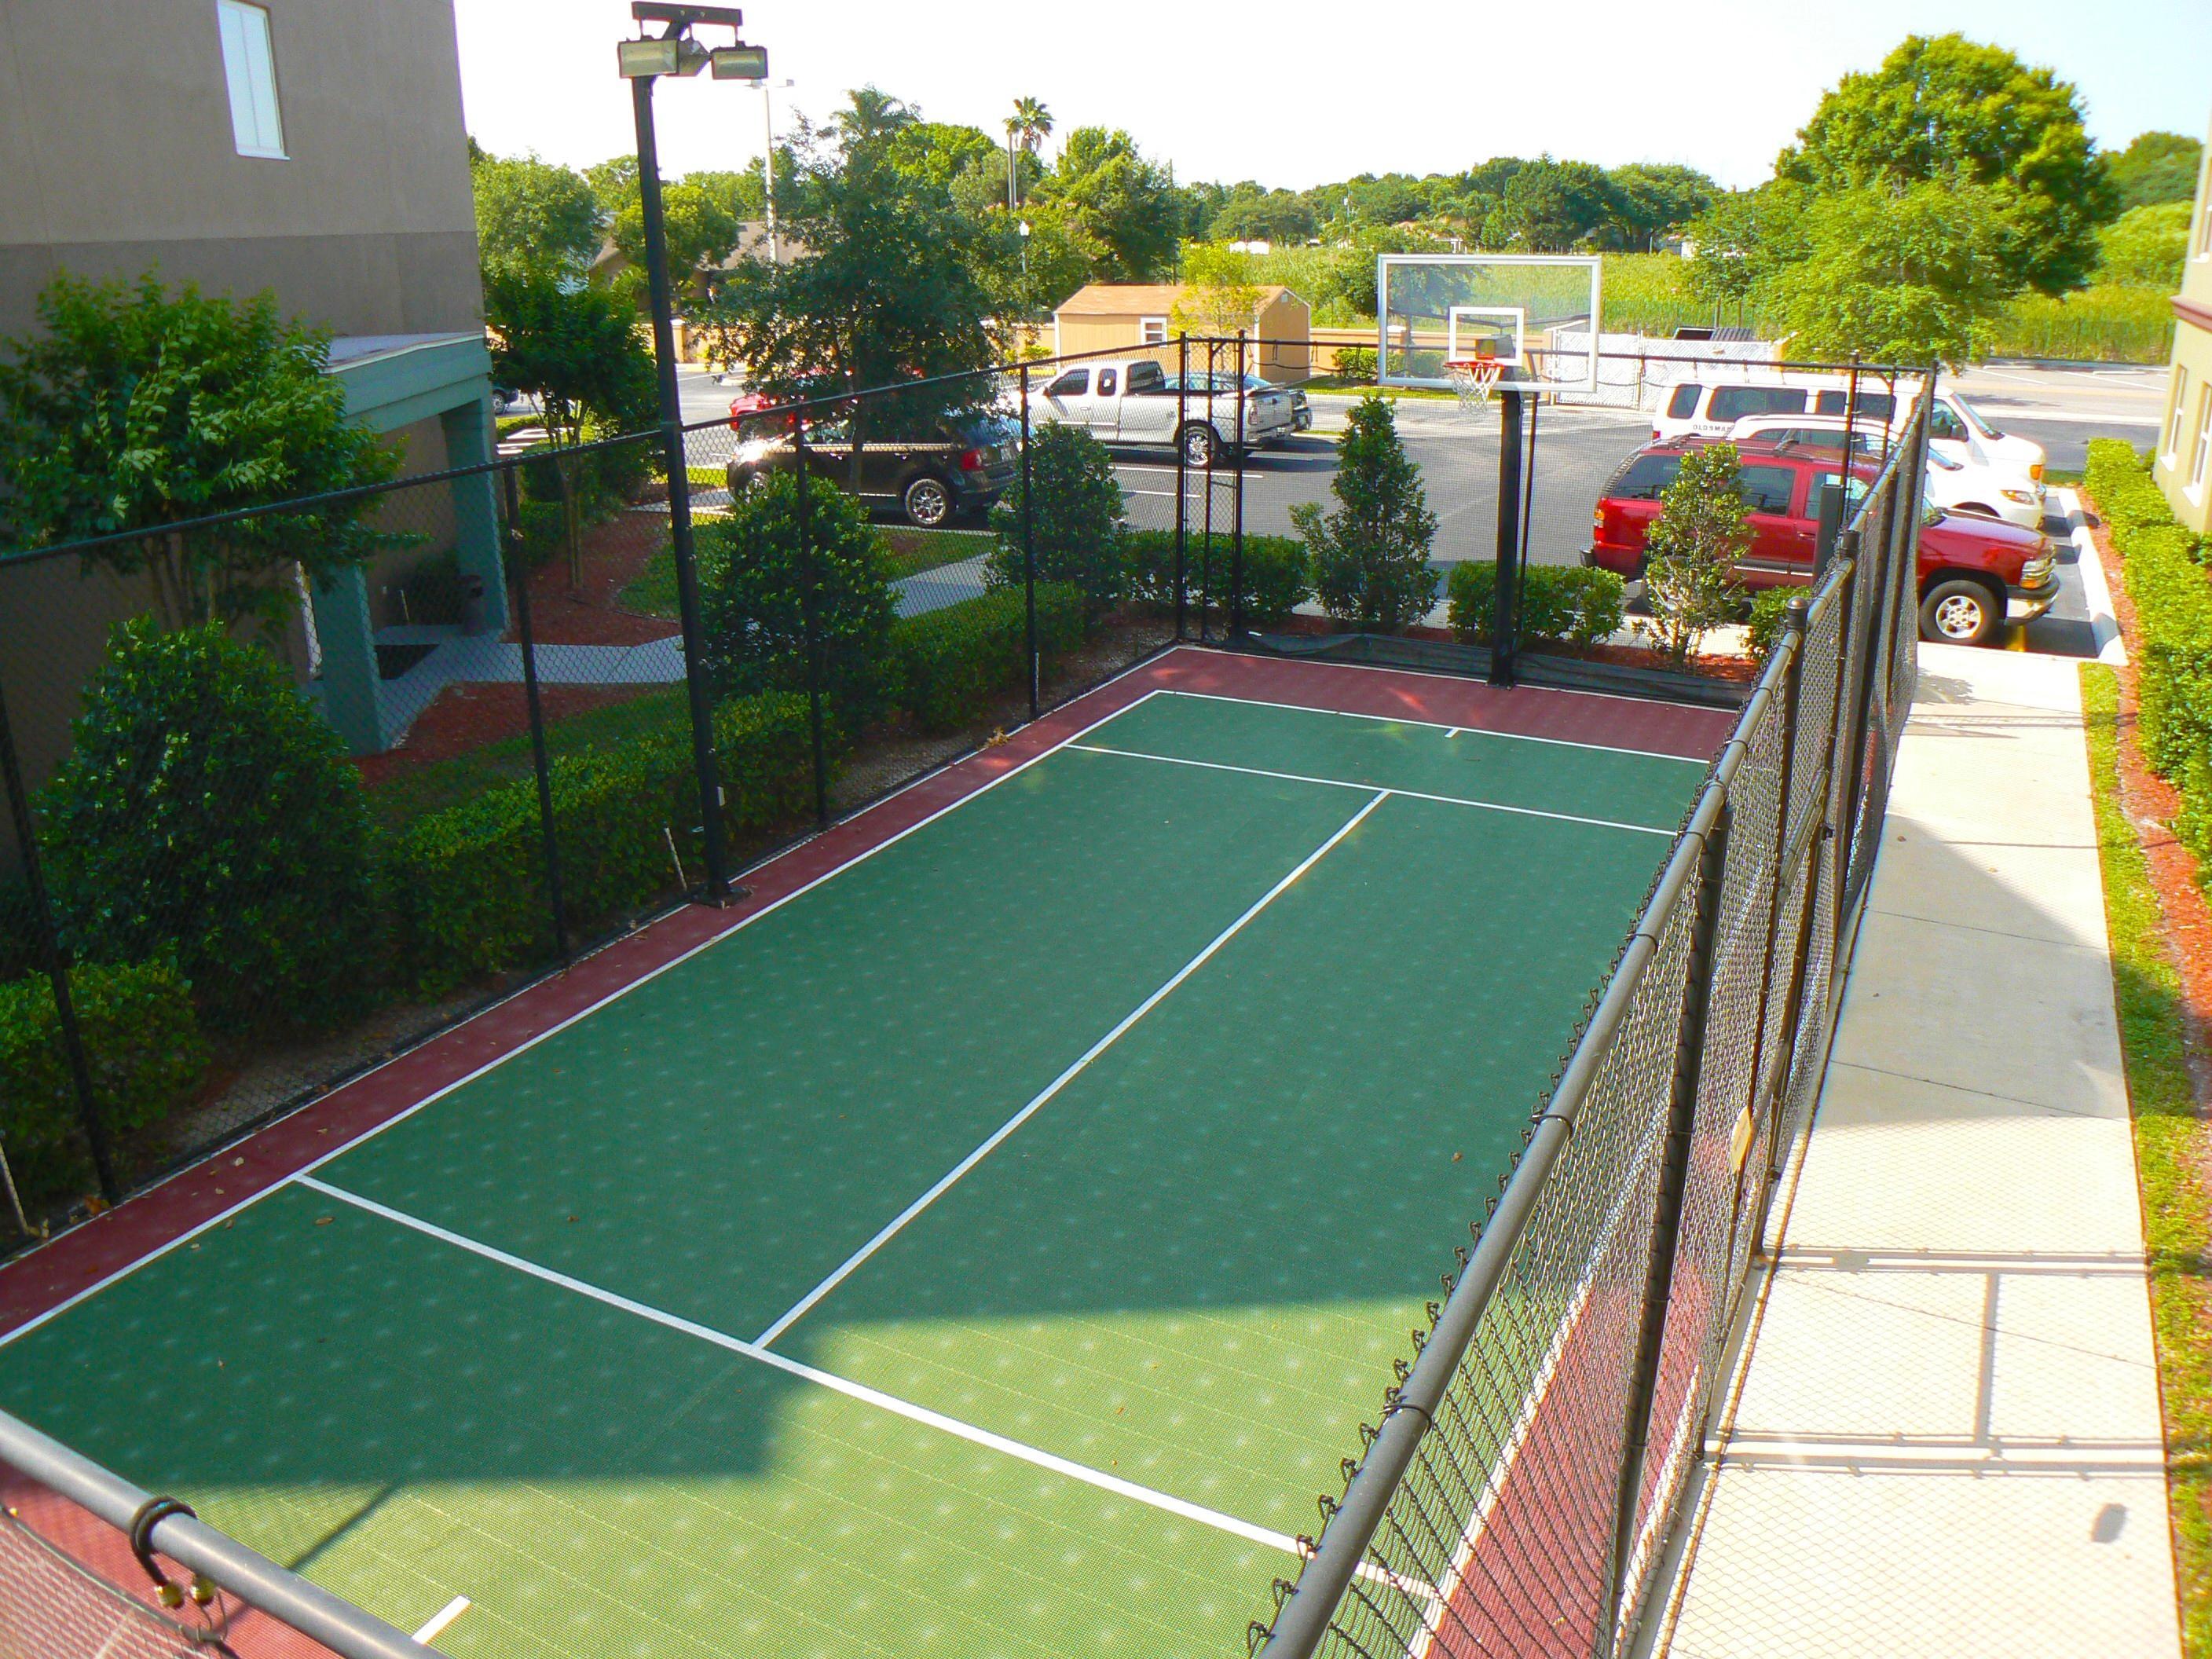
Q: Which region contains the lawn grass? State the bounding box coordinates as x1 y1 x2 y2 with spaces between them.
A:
363 687 687 831
2082 661 2212 1657
2045 466 2086 489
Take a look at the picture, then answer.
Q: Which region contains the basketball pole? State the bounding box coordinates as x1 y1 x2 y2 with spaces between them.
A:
1489 387 1525 687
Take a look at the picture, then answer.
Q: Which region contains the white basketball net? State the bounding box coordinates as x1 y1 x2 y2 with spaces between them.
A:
1445 357 1503 414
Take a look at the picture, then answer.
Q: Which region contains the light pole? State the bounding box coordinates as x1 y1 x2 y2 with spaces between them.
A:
750 75 795 264
617 2 767 905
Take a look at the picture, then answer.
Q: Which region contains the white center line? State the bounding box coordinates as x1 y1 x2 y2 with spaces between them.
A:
294 1174 1328 1566
412 1595 471 1644
753 788 1390 1348
1066 743 1673 837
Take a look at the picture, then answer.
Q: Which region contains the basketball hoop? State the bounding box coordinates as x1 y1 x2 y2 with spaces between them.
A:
1445 355 1503 413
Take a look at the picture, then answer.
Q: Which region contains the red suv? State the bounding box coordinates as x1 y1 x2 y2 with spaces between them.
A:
1584 439 2058 646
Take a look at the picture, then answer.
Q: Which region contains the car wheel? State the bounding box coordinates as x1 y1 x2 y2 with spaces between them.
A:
1179 423 1221 469
903 474 954 528
1918 577 2002 646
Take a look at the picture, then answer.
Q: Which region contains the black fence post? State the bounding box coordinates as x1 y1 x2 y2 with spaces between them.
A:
796 415 828 829
504 466 569 961
1813 482 1847 578
1174 335 1188 642
1021 361 1038 720
1229 331 1248 640
1489 388 1525 685
0 674 117 1203
1607 798 1732 1649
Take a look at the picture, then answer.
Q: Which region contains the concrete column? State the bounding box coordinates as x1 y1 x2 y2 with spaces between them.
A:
441 396 509 635
309 565 388 755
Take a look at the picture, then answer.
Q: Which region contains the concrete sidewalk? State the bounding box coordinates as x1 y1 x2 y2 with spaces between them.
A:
1655 644 2181 1658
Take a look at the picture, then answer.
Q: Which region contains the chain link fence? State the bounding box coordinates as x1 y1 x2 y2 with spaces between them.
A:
1248 383 1932 1659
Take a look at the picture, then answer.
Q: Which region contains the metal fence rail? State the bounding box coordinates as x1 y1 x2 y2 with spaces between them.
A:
1249 379 1931 1659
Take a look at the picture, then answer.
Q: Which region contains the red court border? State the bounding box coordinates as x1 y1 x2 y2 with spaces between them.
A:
0 646 1733 1342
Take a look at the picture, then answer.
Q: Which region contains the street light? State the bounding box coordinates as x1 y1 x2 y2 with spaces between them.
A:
748 76 796 265
616 2 767 904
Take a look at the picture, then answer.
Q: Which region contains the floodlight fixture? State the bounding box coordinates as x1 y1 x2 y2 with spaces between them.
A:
617 35 708 77
709 43 769 80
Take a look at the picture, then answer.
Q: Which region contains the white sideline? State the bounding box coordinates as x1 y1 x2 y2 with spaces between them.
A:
1159 689 1712 766
1065 742 1674 838
0 679 1174 1353
293 1175 1324 1566
753 787 1390 1347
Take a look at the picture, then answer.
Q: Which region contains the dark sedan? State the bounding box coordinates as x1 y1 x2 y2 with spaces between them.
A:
726 411 1018 528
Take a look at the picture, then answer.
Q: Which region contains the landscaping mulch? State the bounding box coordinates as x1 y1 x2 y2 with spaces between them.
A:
515 509 679 646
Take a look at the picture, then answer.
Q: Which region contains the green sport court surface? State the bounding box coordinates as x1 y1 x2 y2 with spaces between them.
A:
0 683 1710 1658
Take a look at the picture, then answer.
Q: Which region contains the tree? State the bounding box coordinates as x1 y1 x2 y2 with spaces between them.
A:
1761 182 2013 364
694 474 898 724
484 266 656 584
1606 163 1717 251
1775 33 2115 295
1639 443 1750 668
0 272 401 628
1210 187 1318 244
1481 158 1617 251
985 423 1128 613
1007 96 1053 207
1292 397 1437 632
833 85 917 149
1170 244 1263 337
39 619 379 1030
471 150 603 276
610 181 741 303
1682 185 1809 314
2096 202 2192 288
583 156 639 222
707 130 994 486
971 202 1095 324
1038 128 1180 282
2108 131 2203 213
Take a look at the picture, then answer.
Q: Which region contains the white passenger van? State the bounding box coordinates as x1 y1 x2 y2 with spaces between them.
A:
1650 375 2045 482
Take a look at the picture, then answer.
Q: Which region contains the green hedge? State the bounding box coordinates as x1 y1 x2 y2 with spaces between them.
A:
0 959 206 1196
1126 529 1312 628
2086 440 2212 857
1445 562 1627 649
386 691 818 993
892 584 1086 734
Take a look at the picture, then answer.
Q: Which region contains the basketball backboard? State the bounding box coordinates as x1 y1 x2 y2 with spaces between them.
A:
1377 255 1602 395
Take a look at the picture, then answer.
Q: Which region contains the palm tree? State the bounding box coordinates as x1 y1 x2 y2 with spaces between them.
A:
834 85 916 149
1005 96 1052 207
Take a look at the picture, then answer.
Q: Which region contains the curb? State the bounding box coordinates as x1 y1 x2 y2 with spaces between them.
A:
2054 486 2127 665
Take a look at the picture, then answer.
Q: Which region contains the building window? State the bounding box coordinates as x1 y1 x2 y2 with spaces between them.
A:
2168 368 2192 462
2193 387 2212 492
218 1 286 159
1139 317 1168 346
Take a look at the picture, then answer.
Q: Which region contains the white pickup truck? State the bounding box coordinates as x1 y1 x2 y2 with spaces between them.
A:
1024 358 1297 468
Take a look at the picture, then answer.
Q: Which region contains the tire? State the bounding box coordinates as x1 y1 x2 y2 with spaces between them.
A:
1178 423 1221 469
1918 577 2003 646
726 467 768 500
902 473 954 529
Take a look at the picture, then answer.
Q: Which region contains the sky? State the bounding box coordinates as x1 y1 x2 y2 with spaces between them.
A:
455 0 2212 193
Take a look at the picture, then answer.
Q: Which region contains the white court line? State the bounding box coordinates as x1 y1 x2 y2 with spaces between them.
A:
1156 689 1712 765
1444 728 1462 741
1245 641 1735 713
412 1595 471 1644
294 1175 1325 1567
1065 743 1673 838
754 787 1390 1347
0 681 1176 1353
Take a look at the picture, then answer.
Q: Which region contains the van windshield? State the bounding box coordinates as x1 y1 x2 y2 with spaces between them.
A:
1956 397 1998 438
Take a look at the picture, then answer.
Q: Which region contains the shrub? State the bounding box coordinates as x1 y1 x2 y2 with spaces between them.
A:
1294 396 1438 631
986 423 1128 613
1640 442 1751 667
695 472 899 728
38 621 379 1031
0 959 207 1197
387 692 816 993
1745 587 1800 659
2085 441 2212 859
1125 529 1311 628
892 584 1086 733
1333 346 1378 381
1445 562 1626 649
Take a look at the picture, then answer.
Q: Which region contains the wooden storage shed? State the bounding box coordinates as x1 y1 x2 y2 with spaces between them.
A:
1051 284 1312 382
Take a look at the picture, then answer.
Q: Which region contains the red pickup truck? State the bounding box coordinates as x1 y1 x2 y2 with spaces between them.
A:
1584 438 2059 646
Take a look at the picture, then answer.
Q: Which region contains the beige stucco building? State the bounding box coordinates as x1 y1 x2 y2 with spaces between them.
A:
0 0 495 767
1052 284 1313 383
2153 114 2212 537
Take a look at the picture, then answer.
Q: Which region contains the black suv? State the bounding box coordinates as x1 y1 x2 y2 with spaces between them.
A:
725 411 1018 528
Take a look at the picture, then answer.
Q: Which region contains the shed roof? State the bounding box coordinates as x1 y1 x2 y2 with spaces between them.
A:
1054 283 1302 317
